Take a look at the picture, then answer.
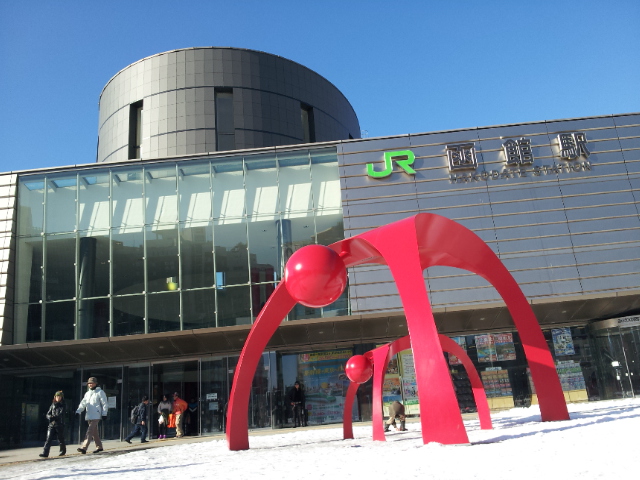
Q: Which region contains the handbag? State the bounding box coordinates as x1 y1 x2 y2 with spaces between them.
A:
158 415 165 425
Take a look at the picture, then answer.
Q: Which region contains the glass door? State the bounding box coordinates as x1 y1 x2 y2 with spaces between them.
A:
151 360 199 438
79 367 123 442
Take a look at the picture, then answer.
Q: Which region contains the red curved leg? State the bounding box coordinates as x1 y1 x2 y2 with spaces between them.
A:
439 335 492 430
226 284 297 450
412 214 569 422
362 220 469 445
343 382 360 440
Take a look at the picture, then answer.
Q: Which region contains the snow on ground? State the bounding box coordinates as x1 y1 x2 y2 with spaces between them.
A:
3 398 640 480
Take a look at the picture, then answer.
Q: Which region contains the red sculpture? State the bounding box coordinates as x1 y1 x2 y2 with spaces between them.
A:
343 334 492 442
226 213 569 450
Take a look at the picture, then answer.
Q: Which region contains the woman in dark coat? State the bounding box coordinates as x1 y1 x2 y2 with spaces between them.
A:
40 390 66 457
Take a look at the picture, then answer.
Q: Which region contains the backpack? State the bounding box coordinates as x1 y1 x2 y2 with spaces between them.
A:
130 404 141 424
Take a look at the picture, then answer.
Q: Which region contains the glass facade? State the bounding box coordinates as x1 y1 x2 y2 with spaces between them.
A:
13 147 347 344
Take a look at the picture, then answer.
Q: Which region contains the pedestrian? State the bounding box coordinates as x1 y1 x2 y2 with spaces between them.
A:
39 390 66 458
172 392 188 438
384 400 406 432
288 381 306 427
157 394 172 439
124 395 149 444
75 376 109 454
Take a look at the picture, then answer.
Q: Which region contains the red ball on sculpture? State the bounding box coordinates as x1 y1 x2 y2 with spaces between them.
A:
284 245 347 308
345 355 373 384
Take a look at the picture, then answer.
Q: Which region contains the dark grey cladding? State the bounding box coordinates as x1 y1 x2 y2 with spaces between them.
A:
97 47 360 163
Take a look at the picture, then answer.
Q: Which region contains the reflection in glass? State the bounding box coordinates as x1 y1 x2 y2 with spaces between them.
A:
14 303 42 344
217 285 251 327
277 151 312 215
112 228 144 295
45 173 77 234
182 289 216 330
45 301 75 341
247 216 280 281
212 160 244 219
214 220 249 286
180 224 214 289
78 170 110 231
77 297 110 339
178 161 211 224
113 295 145 336
112 168 144 228
245 156 278 217
18 176 45 236
45 234 76 301
145 165 178 225
148 292 180 333
146 227 179 293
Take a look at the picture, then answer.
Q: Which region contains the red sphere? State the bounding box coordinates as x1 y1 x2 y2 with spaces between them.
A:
345 355 373 384
284 245 347 308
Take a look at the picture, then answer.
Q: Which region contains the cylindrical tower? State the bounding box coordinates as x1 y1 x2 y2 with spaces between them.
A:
97 47 360 163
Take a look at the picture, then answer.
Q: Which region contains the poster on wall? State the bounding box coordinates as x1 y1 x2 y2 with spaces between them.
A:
448 336 467 365
493 333 516 361
298 349 353 425
552 327 576 356
399 350 420 414
475 334 497 363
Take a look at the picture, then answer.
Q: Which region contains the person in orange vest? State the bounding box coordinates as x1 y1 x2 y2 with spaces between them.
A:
172 392 188 438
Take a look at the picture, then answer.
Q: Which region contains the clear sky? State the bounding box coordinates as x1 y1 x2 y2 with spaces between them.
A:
1 0 638 173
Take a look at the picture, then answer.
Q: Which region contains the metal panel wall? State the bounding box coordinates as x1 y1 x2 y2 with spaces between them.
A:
339 113 640 319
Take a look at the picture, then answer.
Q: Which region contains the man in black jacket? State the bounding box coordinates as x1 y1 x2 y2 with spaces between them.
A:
39 391 66 457
124 396 150 444
288 381 306 427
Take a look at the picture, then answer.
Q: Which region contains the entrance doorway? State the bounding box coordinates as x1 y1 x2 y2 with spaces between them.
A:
152 361 199 438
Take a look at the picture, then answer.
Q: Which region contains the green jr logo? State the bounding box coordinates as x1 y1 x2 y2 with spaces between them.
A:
366 150 416 178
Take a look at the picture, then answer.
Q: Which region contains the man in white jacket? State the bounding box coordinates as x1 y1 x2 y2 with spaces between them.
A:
76 376 109 454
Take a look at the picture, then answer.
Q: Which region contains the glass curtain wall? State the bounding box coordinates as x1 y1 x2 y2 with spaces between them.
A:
14 147 347 344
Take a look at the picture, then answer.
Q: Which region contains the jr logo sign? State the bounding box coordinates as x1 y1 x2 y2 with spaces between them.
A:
366 150 416 178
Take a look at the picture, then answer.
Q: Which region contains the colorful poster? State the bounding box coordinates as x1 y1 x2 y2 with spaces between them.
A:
493 333 516 361
382 376 402 404
552 328 575 356
448 336 467 365
475 334 497 363
399 350 419 414
556 360 586 391
298 349 353 425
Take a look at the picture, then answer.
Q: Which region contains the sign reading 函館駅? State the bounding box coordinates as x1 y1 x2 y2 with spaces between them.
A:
365 132 593 182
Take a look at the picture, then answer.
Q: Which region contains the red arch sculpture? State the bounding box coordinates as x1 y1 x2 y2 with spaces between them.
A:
226 213 569 450
342 334 492 442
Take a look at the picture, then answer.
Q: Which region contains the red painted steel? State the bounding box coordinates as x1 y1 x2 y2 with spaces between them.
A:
226 213 568 450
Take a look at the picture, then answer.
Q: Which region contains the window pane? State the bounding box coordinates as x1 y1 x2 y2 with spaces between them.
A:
78 232 110 298
217 285 251 327
280 216 315 260
215 91 234 134
45 234 76 301
113 295 145 336
278 152 312 216
245 156 278 217
146 226 179 293
45 173 77 233
182 289 216 330
212 160 245 219
78 170 110 231
112 227 144 295
214 220 249 286
248 216 281 282
78 297 110 339
178 162 211 225
18 176 44 236
45 301 75 341
180 224 214 289
112 168 144 228
314 212 344 246
145 165 178 225
15 236 43 304
148 292 180 333
14 303 42 344
311 155 341 213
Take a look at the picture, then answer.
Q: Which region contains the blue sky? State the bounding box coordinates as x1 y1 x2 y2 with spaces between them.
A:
1 0 638 172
